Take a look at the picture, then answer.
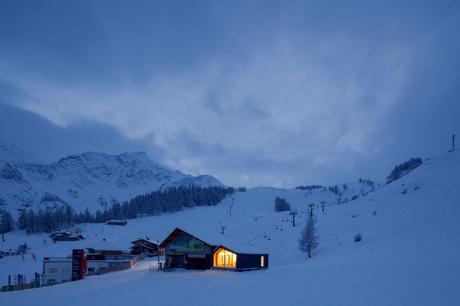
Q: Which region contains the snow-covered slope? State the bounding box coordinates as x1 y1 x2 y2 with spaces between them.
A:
0 142 224 216
1 151 459 306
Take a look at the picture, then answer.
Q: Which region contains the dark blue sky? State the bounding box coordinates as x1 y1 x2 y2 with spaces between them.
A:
0 0 459 187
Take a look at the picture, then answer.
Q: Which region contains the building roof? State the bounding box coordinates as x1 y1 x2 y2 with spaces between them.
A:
159 227 215 249
43 257 72 262
106 219 127 223
157 226 268 254
131 239 158 245
86 257 134 263
214 245 268 256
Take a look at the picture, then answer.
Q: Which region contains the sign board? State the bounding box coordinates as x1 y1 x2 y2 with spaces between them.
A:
72 249 85 281
168 237 204 253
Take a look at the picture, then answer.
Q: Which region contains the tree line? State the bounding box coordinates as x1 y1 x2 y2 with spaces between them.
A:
386 157 423 184
0 208 14 240
10 186 234 234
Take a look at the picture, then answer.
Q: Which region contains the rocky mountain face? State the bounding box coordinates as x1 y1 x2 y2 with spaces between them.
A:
0 141 224 216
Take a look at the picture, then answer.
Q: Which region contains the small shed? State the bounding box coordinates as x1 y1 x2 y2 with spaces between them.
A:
213 245 268 271
105 219 127 226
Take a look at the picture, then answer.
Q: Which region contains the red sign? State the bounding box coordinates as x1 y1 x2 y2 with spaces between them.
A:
72 249 86 281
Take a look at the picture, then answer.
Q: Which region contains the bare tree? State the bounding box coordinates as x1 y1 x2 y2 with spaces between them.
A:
298 215 319 258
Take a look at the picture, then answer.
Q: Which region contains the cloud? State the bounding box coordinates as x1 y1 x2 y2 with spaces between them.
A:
0 35 411 186
0 1 459 187
0 102 163 164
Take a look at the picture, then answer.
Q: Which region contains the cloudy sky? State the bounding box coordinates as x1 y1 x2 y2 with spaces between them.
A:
0 0 459 187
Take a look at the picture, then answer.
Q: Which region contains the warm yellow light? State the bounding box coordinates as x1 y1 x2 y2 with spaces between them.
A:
213 248 236 268
261 256 264 267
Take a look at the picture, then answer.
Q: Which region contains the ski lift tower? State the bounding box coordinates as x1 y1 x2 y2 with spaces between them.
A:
289 211 298 227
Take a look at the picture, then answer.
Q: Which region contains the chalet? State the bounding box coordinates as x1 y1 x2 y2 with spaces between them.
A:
213 245 268 271
49 230 84 242
130 239 159 255
105 219 128 226
159 227 216 269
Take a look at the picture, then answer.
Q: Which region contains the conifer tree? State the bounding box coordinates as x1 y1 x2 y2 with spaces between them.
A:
0 209 14 241
298 215 319 258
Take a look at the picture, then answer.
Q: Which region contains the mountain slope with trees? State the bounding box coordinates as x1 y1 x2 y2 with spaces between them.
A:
0 142 224 218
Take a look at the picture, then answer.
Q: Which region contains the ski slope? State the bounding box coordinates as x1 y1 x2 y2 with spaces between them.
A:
1 151 459 306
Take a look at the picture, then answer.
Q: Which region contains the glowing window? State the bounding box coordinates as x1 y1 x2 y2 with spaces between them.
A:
261 256 264 267
213 248 237 268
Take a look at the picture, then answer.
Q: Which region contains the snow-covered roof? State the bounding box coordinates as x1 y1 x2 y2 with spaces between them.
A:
43 257 72 262
159 226 266 254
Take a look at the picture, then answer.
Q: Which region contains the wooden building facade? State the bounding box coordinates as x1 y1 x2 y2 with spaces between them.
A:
130 239 159 255
213 246 268 271
159 227 269 271
159 228 216 270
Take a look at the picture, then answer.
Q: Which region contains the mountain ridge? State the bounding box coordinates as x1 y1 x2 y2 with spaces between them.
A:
0 141 224 216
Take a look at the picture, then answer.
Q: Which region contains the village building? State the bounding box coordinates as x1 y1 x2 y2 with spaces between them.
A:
49 230 84 242
105 219 128 226
43 249 135 284
213 246 268 271
159 227 269 271
130 239 159 255
159 227 216 269
42 257 72 285
86 249 136 275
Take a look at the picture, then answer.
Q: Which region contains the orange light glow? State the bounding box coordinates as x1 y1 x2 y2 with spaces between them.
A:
213 248 236 268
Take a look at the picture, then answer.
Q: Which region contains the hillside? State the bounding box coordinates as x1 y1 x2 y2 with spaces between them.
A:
0 142 224 217
1 151 459 306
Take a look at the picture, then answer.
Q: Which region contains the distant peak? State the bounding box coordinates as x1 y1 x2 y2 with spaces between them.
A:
117 151 148 158
57 151 108 163
57 151 149 162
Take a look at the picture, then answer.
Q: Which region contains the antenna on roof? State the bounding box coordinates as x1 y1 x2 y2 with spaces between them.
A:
452 134 456 152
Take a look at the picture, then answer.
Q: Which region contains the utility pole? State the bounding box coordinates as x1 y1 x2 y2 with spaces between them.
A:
309 204 315 217
452 134 456 152
156 240 160 271
229 198 234 216
289 211 298 227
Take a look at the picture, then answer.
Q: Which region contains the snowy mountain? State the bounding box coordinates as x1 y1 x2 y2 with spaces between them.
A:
0 142 224 216
1 150 459 306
